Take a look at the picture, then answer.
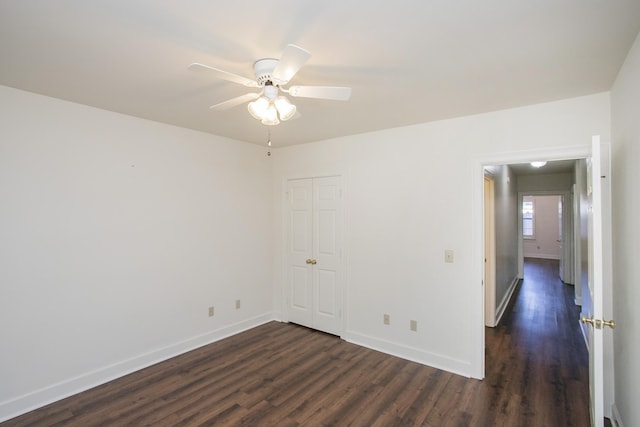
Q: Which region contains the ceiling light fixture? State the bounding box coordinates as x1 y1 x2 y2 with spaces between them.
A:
190 48 351 126
247 82 296 126
530 161 547 168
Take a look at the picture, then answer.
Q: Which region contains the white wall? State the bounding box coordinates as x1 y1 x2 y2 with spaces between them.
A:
610 32 640 427
574 160 588 306
0 86 275 421
522 195 561 259
517 172 573 193
486 165 519 323
273 93 610 378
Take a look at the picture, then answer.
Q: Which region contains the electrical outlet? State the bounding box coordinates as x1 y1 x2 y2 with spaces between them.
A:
410 320 418 331
208 306 214 317
235 299 241 309
383 314 390 325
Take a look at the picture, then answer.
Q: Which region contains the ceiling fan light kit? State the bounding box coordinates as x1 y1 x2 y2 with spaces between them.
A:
247 81 297 125
189 44 351 127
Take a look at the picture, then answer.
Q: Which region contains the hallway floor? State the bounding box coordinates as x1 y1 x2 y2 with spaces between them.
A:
483 257 591 426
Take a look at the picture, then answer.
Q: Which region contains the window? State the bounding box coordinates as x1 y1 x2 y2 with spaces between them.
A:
523 198 534 238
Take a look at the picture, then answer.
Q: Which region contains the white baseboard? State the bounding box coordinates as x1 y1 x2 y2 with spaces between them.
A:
344 331 472 378
611 403 625 427
0 313 277 423
495 277 520 326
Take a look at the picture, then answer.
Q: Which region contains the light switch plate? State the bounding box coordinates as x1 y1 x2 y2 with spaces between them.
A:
445 250 454 263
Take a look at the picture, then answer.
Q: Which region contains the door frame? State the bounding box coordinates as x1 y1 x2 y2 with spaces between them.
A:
471 145 591 379
281 173 347 338
472 141 614 419
517 190 572 281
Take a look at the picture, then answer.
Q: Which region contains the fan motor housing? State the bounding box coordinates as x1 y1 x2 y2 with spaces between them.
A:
254 58 278 86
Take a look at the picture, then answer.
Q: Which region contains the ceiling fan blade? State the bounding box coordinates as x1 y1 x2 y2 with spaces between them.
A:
288 85 352 101
272 44 311 85
188 63 259 88
209 92 260 111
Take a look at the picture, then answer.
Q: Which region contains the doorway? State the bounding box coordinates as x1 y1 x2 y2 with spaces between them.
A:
482 160 579 334
472 146 591 379
519 192 574 286
477 143 615 422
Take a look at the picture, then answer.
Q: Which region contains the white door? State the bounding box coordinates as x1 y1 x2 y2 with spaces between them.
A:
483 176 496 327
287 178 314 327
286 176 343 335
583 136 609 427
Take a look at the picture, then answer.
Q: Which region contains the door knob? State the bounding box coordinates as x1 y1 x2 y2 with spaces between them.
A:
581 316 595 326
581 316 616 329
305 259 317 265
602 319 616 329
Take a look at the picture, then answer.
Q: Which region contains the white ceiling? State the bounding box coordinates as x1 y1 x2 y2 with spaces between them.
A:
1 1 639 147
508 159 576 176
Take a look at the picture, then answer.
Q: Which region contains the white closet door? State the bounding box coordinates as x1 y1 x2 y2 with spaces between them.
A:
312 176 342 334
286 176 343 335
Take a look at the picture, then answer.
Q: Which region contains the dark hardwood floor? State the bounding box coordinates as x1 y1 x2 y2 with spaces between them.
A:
2 258 593 426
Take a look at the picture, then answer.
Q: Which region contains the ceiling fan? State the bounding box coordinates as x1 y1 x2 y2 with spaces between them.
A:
188 44 352 125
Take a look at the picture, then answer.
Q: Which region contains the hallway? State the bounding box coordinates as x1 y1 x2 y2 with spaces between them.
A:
483 257 590 425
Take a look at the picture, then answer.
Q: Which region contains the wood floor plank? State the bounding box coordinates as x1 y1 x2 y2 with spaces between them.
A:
2 258 598 426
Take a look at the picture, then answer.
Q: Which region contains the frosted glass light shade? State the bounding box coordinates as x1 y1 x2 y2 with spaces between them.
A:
248 97 269 120
248 93 295 125
261 103 280 125
530 161 547 168
274 96 296 121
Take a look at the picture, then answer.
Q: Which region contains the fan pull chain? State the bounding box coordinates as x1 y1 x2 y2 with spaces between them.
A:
267 128 272 156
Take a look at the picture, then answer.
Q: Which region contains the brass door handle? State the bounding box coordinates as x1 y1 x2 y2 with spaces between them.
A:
305 259 317 265
581 316 594 326
581 316 616 329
